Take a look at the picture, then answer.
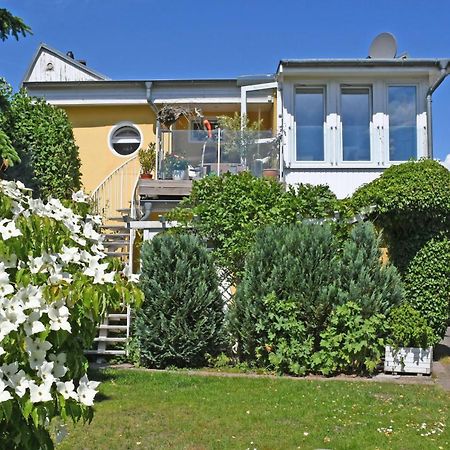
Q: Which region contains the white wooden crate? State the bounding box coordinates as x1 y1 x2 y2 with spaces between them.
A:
384 345 433 375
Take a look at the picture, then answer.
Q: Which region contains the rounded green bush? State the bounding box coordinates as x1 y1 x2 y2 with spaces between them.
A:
351 159 450 272
404 237 450 340
134 233 226 368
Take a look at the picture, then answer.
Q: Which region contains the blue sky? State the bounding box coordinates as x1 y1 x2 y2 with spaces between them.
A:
1 0 449 161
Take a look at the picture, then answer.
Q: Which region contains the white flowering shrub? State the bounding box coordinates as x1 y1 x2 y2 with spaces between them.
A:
0 181 142 449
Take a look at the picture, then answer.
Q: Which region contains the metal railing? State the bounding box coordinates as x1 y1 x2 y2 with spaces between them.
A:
91 155 141 222
158 129 280 180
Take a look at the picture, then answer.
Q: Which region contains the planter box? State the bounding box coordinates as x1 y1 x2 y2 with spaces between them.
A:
384 345 433 375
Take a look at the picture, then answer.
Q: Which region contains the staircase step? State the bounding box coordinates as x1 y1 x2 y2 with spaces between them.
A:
105 251 129 257
103 240 130 247
117 208 131 214
101 225 128 231
94 337 127 343
102 233 129 239
85 349 126 356
108 313 128 320
108 216 129 222
98 324 128 331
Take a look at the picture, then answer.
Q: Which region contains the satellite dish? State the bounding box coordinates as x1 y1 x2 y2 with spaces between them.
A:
368 33 397 59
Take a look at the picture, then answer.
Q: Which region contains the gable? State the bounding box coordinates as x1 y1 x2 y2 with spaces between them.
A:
24 45 108 83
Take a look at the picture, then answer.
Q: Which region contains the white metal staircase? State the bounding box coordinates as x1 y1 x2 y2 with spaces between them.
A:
88 156 140 358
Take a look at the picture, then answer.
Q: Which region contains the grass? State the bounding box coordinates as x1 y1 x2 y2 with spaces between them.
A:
57 368 450 450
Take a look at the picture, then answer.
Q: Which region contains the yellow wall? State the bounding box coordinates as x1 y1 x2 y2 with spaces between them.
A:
64 105 157 193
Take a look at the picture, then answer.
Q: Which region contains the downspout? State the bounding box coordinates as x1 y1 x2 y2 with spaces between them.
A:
426 60 449 159
145 81 161 176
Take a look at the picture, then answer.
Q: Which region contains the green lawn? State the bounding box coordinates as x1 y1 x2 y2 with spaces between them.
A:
58 369 449 450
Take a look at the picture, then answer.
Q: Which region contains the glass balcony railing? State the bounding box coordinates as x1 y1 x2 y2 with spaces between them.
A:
157 129 280 181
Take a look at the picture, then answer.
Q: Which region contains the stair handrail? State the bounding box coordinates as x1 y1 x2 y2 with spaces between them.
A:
91 154 139 200
90 155 140 220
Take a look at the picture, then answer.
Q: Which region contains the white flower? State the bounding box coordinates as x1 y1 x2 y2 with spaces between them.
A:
25 337 52 369
0 347 4 356
83 222 101 241
122 264 139 283
86 214 102 226
59 245 81 265
0 219 22 240
0 379 12 403
48 265 73 285
23 310 46 336
37 361 56 385
48 301 71 332
77 375 100 406
6 369 30 397
1 361 19 379
56 380 78 400
49 353 68 378
18 285 45 310
3 254 17 269
72 190 89 203
29 380 53 403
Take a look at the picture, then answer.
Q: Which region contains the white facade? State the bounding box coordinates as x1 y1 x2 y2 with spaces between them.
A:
278 63 439 197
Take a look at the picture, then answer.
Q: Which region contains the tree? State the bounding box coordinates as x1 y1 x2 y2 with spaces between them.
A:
0 8 32 41
0 80 82 199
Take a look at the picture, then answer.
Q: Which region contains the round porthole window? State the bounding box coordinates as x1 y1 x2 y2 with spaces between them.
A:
109 123 142 157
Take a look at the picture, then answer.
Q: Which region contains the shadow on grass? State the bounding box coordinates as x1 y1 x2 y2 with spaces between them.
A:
434 343 450 361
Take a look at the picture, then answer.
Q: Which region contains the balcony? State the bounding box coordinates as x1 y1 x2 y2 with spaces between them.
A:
138 128 280 200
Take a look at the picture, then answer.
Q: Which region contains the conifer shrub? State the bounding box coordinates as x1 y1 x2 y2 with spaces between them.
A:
135 233 226 368
337 222 403 316
230 221 404 375
404 237 450 341
230 222 340 361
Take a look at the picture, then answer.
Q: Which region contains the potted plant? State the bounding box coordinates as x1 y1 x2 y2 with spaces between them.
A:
138 143 156 179
163 154 188 180
262 132 282 179
384 303 437 375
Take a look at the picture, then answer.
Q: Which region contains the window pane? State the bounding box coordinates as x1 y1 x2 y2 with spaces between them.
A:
295 88 325 161
388 86 417 160
341 88 371 161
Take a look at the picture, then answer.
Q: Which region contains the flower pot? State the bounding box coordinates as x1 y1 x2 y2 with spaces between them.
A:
263 168 279 179
172 169 186 181
384 345 433 375
140 173 153 180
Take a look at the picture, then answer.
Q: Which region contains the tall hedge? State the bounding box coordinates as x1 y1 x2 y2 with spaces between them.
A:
134 233 226 368
0 81 81 198
351 159 450 272
404 237 450 340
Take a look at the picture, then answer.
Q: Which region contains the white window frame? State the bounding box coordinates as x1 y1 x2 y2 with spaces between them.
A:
337 84 375 167
108 121 143 158
293 84 331 167
286 76 428 170
385 82 420 163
